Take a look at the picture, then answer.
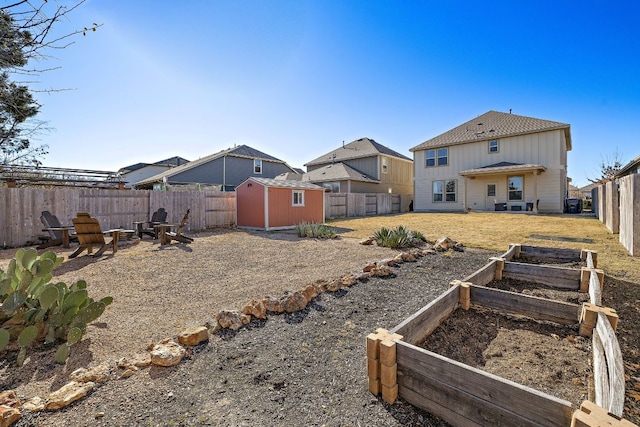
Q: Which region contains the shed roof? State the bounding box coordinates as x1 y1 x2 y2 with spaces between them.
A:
411 111 571 152
305 137 411 167
244 177 323 190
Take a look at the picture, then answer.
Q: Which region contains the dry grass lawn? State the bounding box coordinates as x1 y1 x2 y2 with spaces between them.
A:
329 212 640 283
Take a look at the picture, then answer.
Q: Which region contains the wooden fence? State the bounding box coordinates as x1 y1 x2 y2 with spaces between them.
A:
0 187 236 248
593 174 640 256
324 193 410 218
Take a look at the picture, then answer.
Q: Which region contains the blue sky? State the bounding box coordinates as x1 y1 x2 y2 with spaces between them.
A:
28 0 640 187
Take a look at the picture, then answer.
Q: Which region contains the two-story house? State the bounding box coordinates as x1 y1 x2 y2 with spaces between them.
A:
410 111 572 213
134 145 297 191
302 138 413 195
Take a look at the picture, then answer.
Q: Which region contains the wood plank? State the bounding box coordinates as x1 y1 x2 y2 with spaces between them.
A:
592 329 610 410
596 312 625 417
390 285 459 345
396 341 573 427
519 245 582 261
589 270 602 306
462 259 497 286
499 244 519 261
469 285 581 325
502 261 580 290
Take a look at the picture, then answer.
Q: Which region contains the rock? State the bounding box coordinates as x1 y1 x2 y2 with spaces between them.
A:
421 248 436 256
119 366 138 379
0 391 17 406
117 353 152 369
178 326 210 346
241 300 267 320
280 292 308 313
22 397 45 412
381 258 398 267
300 283 321 302
46 381 95 410
324 279 342 292
363 262 377 272
340 274 357 287
69 364 110 383
393 253 405 263
354 271 372 282
360 237 374 245
371 266 394 278
217 310 251 330
0 405 20 427
150 341 186 367
401 252 417 262
434 236 456 251
262 296 284 313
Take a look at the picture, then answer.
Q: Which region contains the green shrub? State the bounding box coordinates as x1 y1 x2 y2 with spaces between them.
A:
294 222 337 239
372 225 426 249
0 248 113 366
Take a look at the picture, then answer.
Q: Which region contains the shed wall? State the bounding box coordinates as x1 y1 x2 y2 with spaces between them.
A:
236 181 265 228
266 187 324 228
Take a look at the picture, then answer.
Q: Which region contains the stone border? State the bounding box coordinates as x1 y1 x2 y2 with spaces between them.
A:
0 239 459 425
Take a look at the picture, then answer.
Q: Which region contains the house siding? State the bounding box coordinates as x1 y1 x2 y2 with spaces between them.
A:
379 155 414 195
169 157 294 189
414 129 568 213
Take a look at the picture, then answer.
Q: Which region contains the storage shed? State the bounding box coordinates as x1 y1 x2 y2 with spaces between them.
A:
236 177 325 230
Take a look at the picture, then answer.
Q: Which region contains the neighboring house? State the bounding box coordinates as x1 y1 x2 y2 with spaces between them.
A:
615 154 640 178
236 177 324 230
410 110 572 213
118 156 189 188
301 137 413 195
134 145 297 191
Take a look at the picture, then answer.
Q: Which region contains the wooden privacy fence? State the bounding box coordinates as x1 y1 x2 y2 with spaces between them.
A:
0 187 235 248
367 244 633 427
324 193 410 219
593 173 640 256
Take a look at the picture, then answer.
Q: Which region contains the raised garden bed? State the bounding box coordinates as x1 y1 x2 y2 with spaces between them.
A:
366 244 632 427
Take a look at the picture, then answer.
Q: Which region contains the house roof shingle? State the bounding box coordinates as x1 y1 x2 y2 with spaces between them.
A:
305 137 411 167
410 110 571 152
119 156 190 173
134 145 291 186
302 163 379 183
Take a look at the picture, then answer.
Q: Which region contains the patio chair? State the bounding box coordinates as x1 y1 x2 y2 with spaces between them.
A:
161 209 194 245
69 212 134 258
37 211 77 249
134 208 168 239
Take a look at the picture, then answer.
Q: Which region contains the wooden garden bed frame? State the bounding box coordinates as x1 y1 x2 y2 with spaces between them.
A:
366 244 633 427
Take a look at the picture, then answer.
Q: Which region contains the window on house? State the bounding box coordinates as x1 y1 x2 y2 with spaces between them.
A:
254 159 262 174
437 148 448 166
292 190 304 206
433 180 456 202
426 148 448 167
489 140 499 153
382 157 388 174
508 176 523 201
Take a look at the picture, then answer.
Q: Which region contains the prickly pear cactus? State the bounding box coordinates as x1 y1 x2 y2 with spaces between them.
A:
0 249 113 366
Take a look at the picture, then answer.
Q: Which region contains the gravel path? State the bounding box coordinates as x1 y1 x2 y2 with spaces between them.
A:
10 240 496 426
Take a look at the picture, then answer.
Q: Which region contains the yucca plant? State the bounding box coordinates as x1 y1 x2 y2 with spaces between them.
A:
295 222 337 239
372 225 426 249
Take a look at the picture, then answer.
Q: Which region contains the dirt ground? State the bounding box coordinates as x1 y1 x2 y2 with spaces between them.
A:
0 229 638 426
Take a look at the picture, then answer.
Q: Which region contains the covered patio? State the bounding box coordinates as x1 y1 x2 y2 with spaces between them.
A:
459 162 547 213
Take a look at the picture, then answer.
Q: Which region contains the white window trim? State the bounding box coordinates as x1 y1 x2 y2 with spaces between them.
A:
254 159 263 174
433 179 457 203
508 175 524 201
489 140 499 153
426 148 449 167
381 157 388 174
292 190 304 206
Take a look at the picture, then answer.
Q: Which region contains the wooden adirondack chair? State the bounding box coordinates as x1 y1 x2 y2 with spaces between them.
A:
160 209 194 245
37 211 77 249
69 212 134 258
134 208 168 239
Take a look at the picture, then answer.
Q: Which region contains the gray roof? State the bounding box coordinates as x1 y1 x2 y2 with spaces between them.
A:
302 162 379 183
119 156 189 173
246 177 323 190
411 111 572 152
615 153 640 178
135 145 291 186
305 138 411 167
274 172 303 181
